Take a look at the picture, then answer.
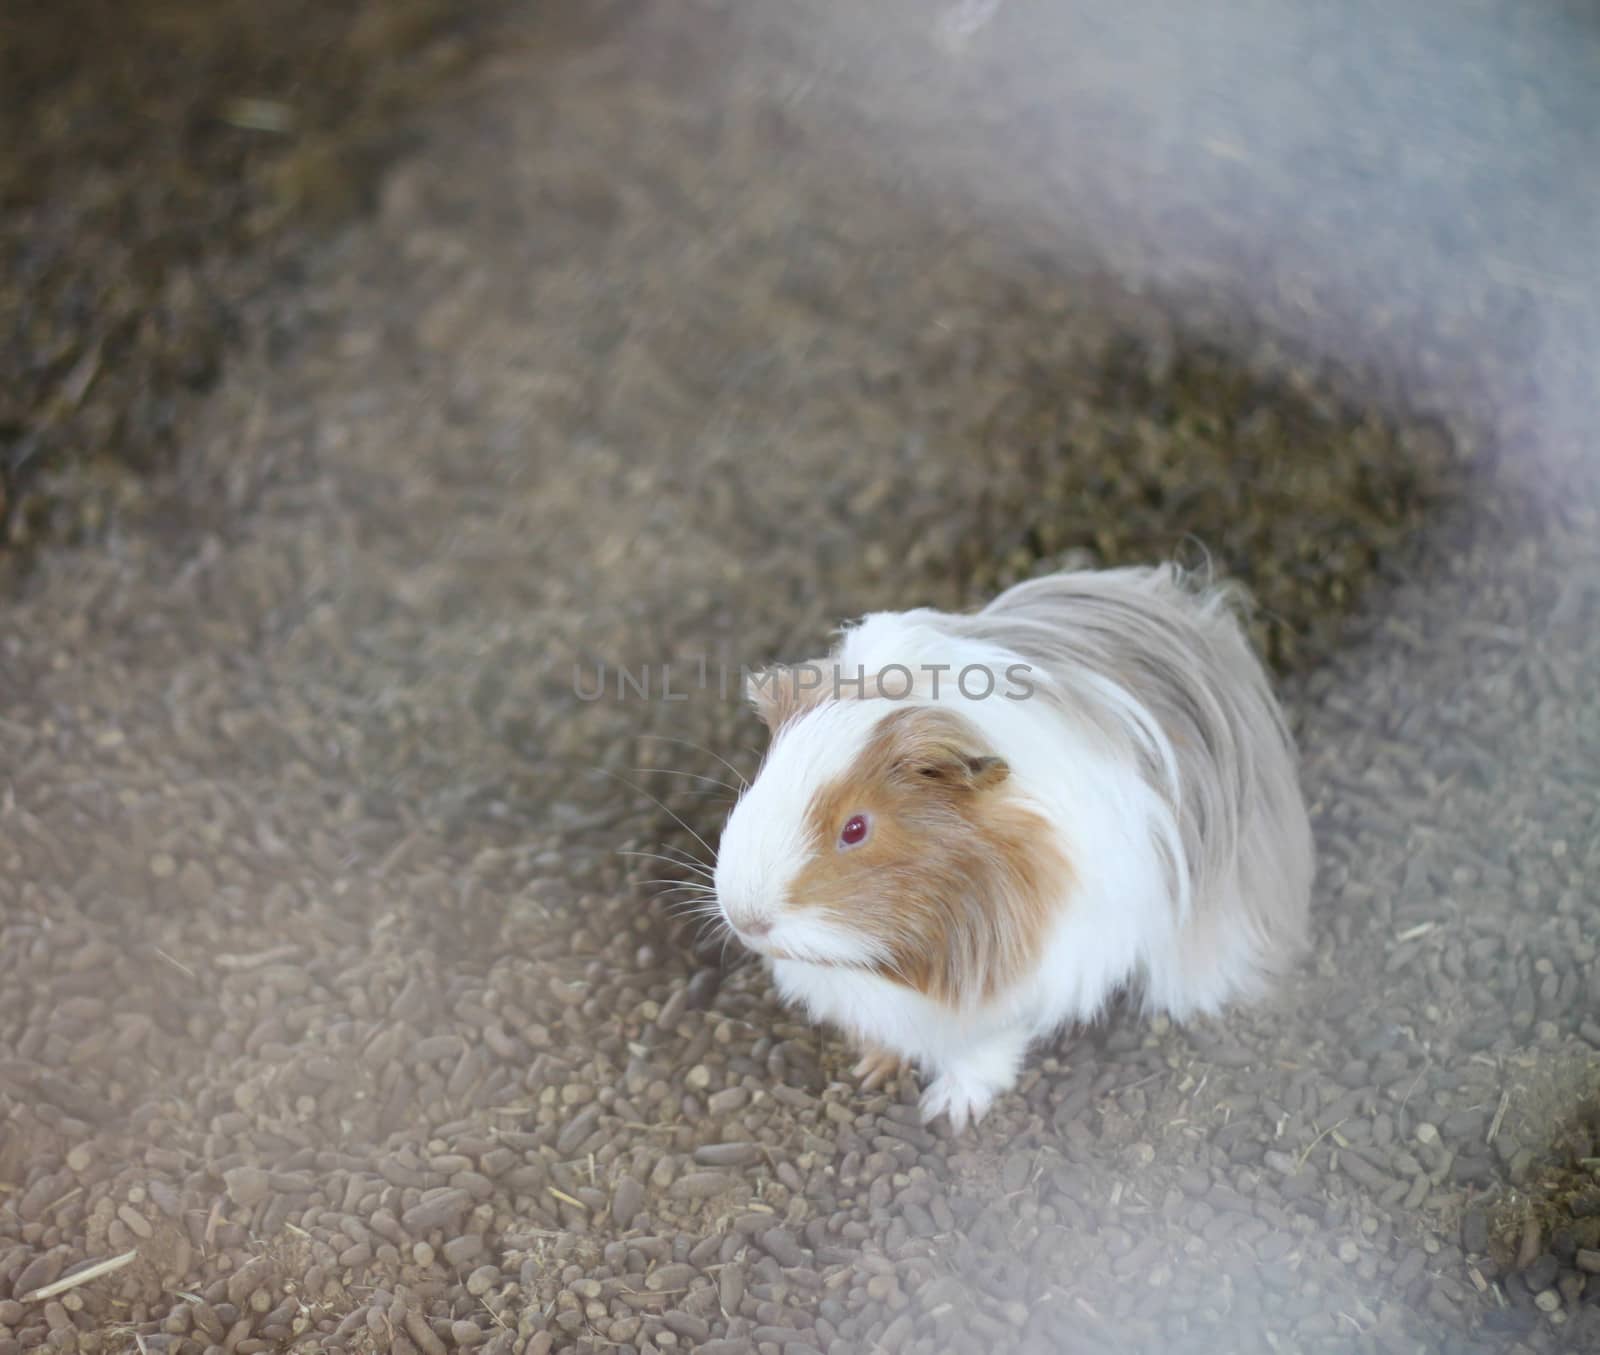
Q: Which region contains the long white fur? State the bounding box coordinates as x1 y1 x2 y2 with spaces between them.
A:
714 563 1315 1131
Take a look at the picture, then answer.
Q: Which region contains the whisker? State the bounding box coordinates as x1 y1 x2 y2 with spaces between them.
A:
592 767 719 862
637 884 715 904
646 880 715 900
639 880 716 897
645 838 716 866
676 913 723 929
634 733 750 790
651 891 719 910
659 883 716 908
633 767 742 795
718 929 736 967
657 884 719 906
617 849 714 879
657 888 719 907
656 841 716 868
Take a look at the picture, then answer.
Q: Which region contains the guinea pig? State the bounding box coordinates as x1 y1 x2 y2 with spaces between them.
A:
712 562 1314 1131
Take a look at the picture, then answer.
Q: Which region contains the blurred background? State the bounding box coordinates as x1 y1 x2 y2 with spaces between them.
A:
2 2 1598 1354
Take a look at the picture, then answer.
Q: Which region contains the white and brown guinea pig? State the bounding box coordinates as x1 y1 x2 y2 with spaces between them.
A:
712 562 1314 1131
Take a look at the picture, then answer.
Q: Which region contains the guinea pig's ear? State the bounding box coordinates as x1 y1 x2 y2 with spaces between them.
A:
745 661 830 731
886 706 1010 791
744 666 792 730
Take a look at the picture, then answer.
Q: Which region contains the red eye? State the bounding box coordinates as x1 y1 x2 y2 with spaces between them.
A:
839 814 869 848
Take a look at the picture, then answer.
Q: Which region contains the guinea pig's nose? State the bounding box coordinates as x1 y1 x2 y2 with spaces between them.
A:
742 918 773 939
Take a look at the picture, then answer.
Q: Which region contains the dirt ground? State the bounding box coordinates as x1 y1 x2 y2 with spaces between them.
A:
3 3 1600 1354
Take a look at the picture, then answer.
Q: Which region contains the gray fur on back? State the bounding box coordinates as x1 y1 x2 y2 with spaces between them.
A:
942 563 1315 994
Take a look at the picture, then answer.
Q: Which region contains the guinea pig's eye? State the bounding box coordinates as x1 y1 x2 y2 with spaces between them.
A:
838 813 870 849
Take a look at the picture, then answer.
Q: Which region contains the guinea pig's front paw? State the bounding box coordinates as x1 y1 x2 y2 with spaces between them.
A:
917 1032 1029 1133
919 1072 998 1134
851 1045 905 1092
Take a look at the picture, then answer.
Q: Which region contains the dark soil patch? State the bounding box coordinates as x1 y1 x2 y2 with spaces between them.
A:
1485 1059 1600 1344
0 0 511 561
959 332 1475 673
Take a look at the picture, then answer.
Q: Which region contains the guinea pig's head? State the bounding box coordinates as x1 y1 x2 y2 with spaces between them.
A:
712 688 1070 1004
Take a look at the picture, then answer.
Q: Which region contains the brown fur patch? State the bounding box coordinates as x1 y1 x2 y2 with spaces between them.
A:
788 704 1072 1006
